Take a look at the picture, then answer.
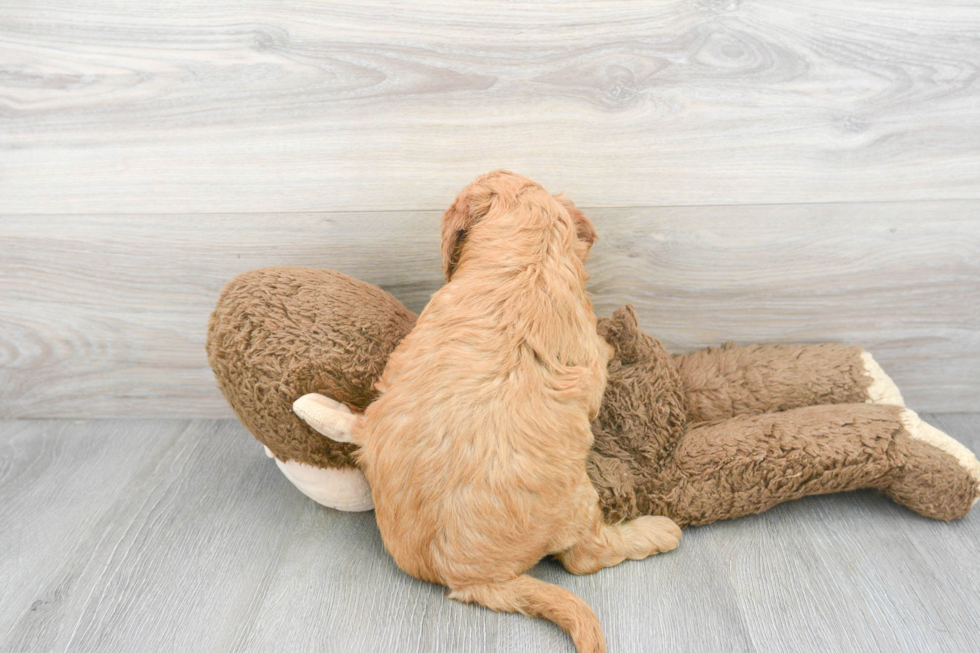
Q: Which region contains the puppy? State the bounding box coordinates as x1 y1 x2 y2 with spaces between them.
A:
301 171 681 653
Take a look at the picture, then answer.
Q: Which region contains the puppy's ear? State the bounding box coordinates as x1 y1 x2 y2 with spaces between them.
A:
554 194 597 249
443 170 536 279
441 185 494 280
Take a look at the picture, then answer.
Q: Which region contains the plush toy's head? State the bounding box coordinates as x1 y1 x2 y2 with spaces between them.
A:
206 267 416 469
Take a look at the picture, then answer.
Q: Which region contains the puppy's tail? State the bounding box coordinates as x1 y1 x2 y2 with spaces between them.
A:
448 575 606 653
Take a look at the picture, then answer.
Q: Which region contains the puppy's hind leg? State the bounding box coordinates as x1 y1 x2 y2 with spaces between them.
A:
558 493 681 575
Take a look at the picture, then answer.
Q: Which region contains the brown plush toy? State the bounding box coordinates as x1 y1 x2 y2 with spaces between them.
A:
207 267 980 525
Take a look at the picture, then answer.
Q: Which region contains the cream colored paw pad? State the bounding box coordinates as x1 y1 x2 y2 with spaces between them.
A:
861 351 905 406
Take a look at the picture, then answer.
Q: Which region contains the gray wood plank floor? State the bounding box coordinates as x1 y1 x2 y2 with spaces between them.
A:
2 415 978 652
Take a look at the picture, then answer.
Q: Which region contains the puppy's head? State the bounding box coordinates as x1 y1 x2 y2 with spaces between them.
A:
441 170 597 280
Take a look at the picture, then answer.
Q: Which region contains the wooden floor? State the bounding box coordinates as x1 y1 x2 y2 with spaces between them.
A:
2 415 978 653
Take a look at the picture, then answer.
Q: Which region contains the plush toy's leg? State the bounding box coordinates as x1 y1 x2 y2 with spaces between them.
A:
254 393 374 512
650 404 979 527
889 410 980 515
672 343 904 422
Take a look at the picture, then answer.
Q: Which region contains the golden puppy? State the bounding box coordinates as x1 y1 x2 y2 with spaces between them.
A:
307 171 681 653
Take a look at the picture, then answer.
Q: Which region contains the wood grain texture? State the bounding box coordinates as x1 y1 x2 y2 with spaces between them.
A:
2 0 980 213
1 415 978 652
2 201 978 418
1 419 302 652
710 411 980 653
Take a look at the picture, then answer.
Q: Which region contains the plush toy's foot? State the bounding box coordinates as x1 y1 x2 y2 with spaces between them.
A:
264 446 374 511
860 350 905 406
884 410 980 517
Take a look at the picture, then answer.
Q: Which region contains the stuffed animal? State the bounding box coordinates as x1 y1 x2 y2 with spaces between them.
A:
206 267 980 525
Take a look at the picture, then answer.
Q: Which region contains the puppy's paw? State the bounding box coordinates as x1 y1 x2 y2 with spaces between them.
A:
628 515 682 558
293 393 359 443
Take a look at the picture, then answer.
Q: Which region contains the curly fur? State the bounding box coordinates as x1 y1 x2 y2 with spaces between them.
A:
349 171 679 653
206 267 416 468
208 270 979 525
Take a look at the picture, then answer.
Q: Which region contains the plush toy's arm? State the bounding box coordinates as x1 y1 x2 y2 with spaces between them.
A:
640 404 979 527
292 394 360 443
672 343 904 422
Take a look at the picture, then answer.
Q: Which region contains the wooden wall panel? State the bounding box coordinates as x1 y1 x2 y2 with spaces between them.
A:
2 201 977 418
3 0 978 417
2 0 979 213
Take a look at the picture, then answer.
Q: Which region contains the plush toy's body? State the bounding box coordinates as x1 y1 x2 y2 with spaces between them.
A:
588 306 978 525
207 267 980 525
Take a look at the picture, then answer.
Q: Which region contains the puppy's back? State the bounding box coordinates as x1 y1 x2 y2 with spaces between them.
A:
356 286 596 585
352 171 612 653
